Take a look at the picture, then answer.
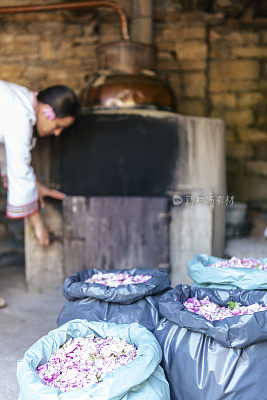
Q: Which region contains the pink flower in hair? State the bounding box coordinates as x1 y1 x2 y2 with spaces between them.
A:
42 106 56 120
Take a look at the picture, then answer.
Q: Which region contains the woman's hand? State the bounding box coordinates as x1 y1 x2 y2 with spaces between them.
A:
36 181 66 208
28 211 50 246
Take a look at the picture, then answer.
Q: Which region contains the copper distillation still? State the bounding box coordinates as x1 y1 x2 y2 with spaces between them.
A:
0 0 176 110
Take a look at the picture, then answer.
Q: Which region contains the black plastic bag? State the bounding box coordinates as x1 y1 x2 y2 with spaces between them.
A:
58 268 170 332
154 284 267 400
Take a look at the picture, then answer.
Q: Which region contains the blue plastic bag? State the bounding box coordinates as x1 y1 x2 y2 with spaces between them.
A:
188 254 267 290
17 319 170 400
58 268 170 332
154 285 267 400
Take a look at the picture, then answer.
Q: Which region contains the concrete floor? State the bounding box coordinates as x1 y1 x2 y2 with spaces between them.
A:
0 264 65 400
225 237 267 259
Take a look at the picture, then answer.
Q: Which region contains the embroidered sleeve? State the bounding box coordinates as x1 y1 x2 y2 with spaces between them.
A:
3 110 39 219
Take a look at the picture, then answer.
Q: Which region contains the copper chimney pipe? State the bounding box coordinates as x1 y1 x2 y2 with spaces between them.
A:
0 1 129 41
131 0 153 45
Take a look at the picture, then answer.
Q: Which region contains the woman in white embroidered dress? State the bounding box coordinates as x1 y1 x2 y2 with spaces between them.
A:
0 80 79 307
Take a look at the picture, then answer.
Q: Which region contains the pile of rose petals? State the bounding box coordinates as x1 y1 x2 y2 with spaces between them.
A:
85 272 151 287
183 296 267 321
36 335 137 392
211 257 267 270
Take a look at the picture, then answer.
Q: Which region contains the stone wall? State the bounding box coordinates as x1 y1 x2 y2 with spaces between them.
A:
155 14 266 204
0 0 266 247
209 25 266 205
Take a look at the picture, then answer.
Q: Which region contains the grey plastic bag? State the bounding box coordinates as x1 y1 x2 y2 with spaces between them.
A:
58 268 170 332
154 285 267 400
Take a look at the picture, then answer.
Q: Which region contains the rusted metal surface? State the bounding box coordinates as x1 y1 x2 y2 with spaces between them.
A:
63 196 170 276
97 41 155 73
81 73 177 109
0 1 129 41
81 40 177 110
80 40 176 110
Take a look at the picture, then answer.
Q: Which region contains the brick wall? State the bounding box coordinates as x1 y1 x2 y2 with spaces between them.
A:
0 0 266 246
155 13 266 205
209 25 266 205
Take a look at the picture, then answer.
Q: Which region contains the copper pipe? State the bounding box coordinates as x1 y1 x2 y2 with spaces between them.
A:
0 1 129 40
